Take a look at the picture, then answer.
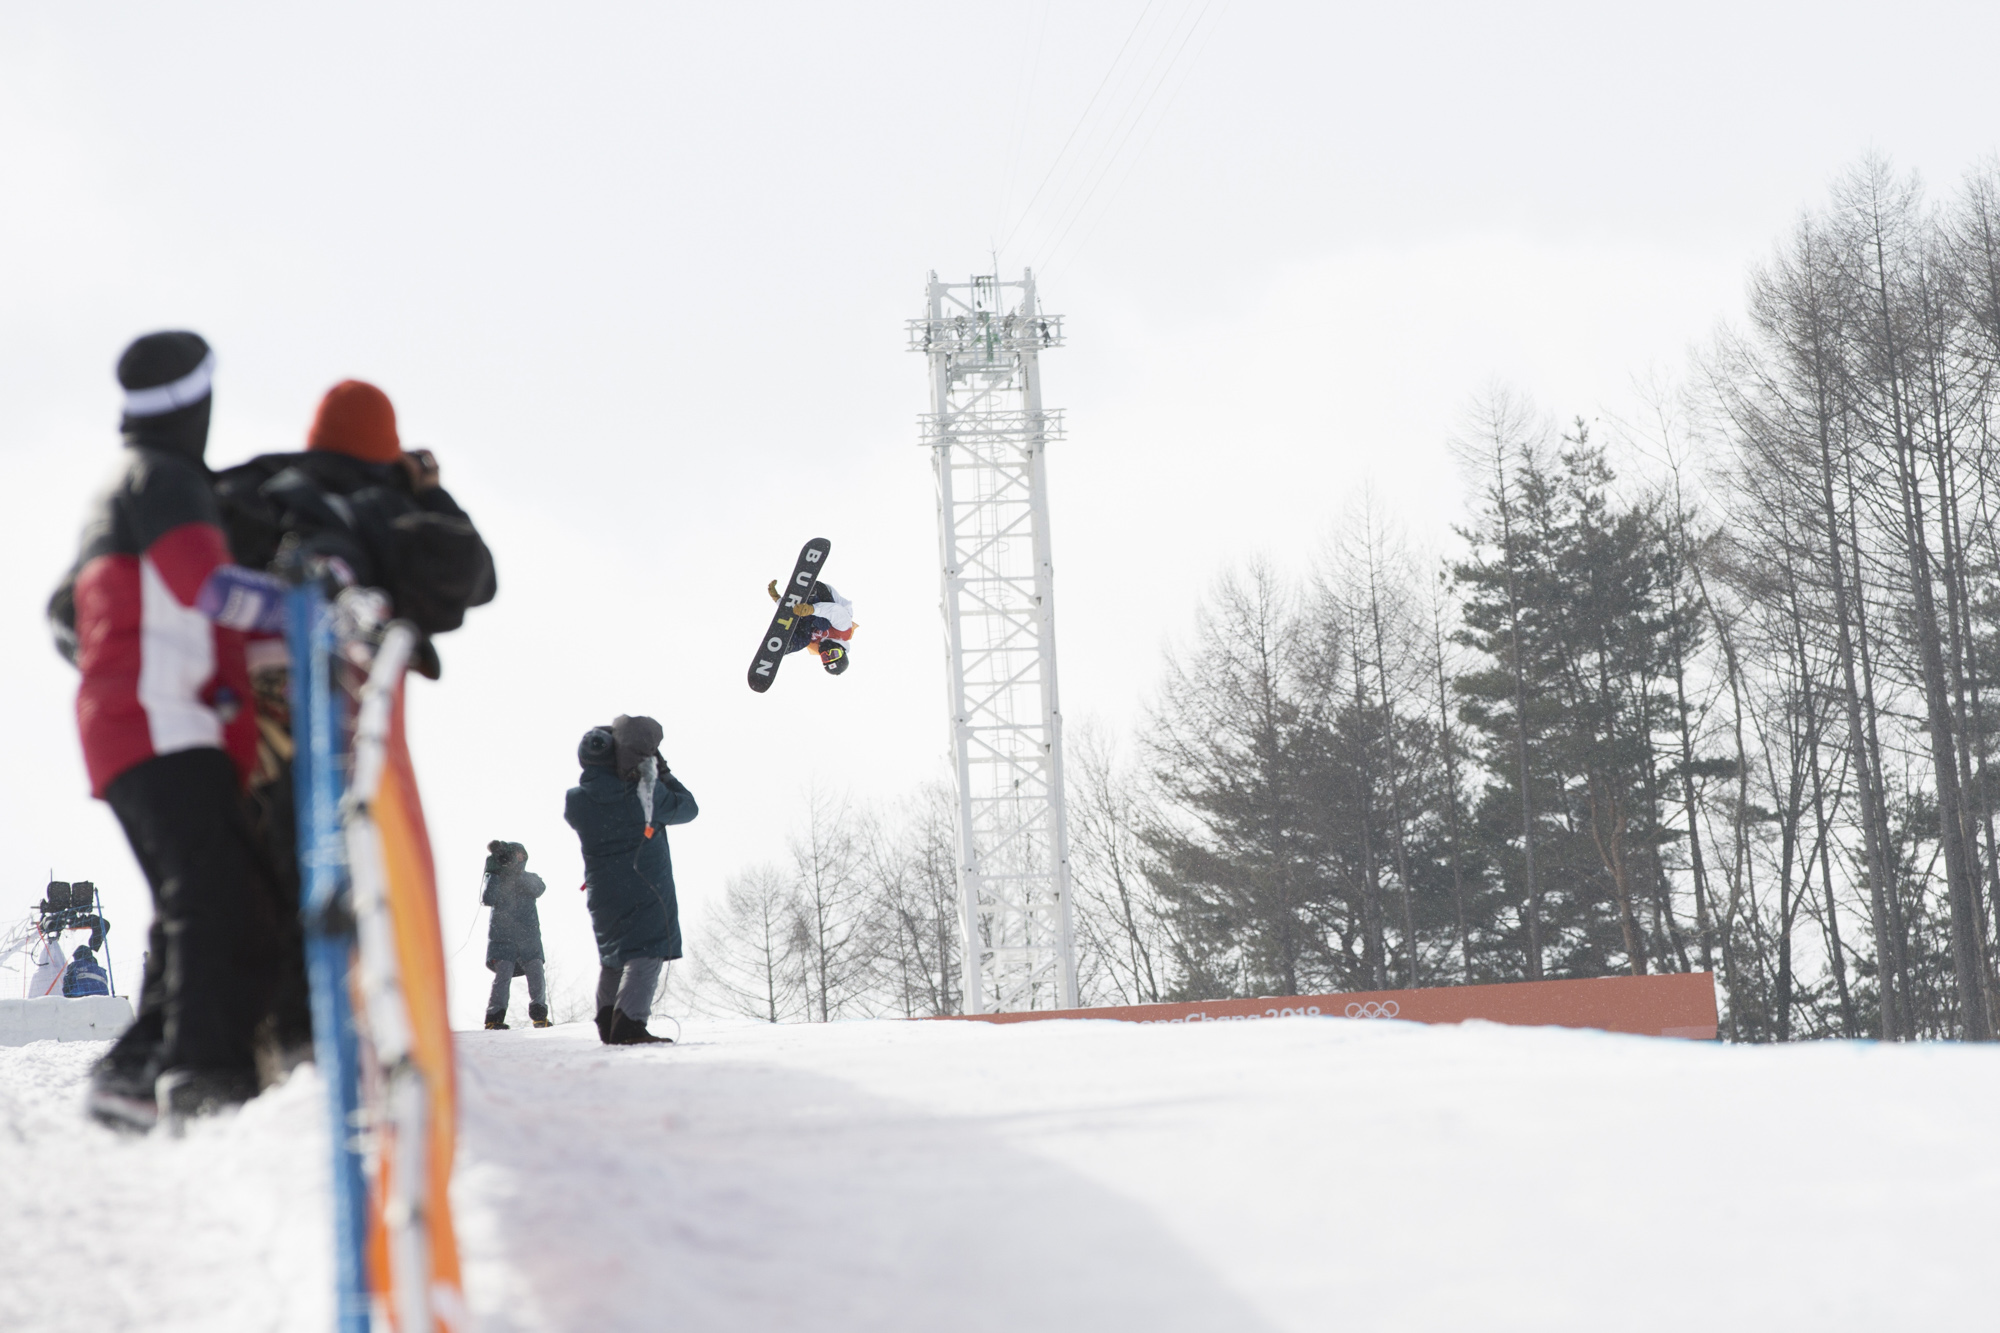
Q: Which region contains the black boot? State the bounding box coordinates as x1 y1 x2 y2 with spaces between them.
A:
254 1012 315 1089
606 1011 671 1045
86 1056 161 1134
156 1066 259 1133
595 1006 614 1043
484 1011 508 1031
528 1002 551 1029
86 1007 165 1133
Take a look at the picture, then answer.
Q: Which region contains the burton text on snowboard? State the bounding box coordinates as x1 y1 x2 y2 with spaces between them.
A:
748 537 832 692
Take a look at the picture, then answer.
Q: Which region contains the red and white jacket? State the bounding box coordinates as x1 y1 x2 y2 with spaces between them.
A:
50 445 257 797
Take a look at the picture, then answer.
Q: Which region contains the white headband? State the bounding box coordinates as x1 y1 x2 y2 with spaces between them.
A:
122 350 216 418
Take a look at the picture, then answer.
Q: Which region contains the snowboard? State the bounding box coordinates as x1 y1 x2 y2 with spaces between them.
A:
748 537 832 692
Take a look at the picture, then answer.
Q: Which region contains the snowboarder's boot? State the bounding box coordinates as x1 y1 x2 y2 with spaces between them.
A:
595 1006 615 1043
529 1002 551 1029
156 1067 259 1134
606 1011 672 1045
484 1011 509 1030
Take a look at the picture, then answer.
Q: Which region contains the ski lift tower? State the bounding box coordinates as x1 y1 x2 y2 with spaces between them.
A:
912 269 1078 1014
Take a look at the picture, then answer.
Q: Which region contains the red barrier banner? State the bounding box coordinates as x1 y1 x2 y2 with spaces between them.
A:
946 971 1719 1039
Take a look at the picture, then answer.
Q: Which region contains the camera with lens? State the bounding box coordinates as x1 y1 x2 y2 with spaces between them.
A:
38 880 107 950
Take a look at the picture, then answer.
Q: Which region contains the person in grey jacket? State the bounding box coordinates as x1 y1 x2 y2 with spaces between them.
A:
482 840 549 1029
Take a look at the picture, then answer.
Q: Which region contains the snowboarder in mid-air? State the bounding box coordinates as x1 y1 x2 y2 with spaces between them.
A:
766 576 855 675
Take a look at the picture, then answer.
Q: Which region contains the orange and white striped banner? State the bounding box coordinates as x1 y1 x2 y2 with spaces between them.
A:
345 626 464 1332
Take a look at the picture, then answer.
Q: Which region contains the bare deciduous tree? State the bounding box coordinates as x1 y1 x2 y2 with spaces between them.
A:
1069 726 1169 1005
789 786 873 1022
693 865 806 1024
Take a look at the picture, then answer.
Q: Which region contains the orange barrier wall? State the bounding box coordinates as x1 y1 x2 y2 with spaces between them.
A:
370 685 463 1328
946 972 1719 1039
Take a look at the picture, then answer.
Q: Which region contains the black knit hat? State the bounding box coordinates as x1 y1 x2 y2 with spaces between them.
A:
578 726 616 768
116 330 214 450
118 331 209 393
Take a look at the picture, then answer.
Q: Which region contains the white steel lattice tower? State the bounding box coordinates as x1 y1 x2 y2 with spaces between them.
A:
912 270 1078 1013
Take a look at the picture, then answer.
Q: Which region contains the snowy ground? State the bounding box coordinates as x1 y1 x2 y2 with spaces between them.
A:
3 1016 1996 1331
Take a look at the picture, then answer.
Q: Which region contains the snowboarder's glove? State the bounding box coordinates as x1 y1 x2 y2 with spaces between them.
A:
767 579 781 603
196 565 289 633
794 603 815 618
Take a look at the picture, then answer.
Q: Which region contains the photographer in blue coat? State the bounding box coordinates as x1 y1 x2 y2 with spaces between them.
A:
562 715 696 1045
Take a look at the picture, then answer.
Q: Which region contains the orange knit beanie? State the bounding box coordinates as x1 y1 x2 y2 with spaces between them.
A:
306 380 401 464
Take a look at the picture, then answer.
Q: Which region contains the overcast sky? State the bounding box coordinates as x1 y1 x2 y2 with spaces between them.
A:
5 2 1998 1023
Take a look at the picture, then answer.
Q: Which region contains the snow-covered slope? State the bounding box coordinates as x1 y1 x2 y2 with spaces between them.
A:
5 1017 1997 1331
0 1040 331 1332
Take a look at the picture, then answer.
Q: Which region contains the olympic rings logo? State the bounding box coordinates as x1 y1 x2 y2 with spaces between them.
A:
1343 1000 1401 1020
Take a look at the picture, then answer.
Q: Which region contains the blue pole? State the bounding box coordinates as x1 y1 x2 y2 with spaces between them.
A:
288 583 371 1333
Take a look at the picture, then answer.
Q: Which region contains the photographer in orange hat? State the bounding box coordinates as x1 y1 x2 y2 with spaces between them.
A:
220 378 494 628
306 378 442 493
209 377 497 1080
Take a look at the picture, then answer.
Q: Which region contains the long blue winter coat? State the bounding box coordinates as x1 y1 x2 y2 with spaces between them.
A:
563 766 698 967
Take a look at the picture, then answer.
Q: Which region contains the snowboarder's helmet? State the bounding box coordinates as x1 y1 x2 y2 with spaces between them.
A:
819 642 849 675
577 726 616 768
72 946 96 963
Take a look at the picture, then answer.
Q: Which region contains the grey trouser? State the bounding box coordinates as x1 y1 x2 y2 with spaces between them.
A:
596 957 663 1023
487 958 547 1017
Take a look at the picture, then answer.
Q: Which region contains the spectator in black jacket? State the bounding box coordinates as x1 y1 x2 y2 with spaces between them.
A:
481 841 549 1029
210 379 498 1074
214 378 497 648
